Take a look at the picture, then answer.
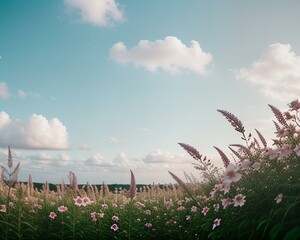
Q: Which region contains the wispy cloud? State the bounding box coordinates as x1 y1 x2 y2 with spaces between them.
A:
65 0 125 27
107 137 123 144
140 127 150 132
0 112 69 149
0 82 10 100
234 43 300 102
110 36 213 75
18 89 42 99
79 143 90 150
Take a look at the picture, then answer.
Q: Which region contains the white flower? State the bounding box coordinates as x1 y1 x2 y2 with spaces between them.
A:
222 163 241 184
275 193 283 204
233 194 246 207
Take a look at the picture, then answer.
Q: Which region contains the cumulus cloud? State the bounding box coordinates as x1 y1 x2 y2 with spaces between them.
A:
65 0 125 27
143 149 186 164
0 112 69 149
85 152 112 166
110 36 213 75
234 43 300 102
0 82 10 100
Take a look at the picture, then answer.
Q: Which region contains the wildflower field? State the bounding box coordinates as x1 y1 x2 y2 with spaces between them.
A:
0 101 300 240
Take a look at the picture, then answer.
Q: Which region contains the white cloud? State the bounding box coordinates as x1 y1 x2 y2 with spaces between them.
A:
58 153 71 166
234 43 300 102
110 36 213 75
143 149 187 164
0 82 10 100
17 89 42 99
18 90 26 98
65 0 125 27
85 152 112 166
79 143 90 150
113 152 133 168
107 137 122 144
30 152 53 161
0 112 69 149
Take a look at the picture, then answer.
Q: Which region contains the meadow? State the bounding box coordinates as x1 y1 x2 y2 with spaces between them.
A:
0 100 300 239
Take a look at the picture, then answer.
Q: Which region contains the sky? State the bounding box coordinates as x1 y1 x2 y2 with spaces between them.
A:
0 0 300 184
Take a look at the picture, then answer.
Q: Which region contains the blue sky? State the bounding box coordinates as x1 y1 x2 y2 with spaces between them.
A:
1 0 300 184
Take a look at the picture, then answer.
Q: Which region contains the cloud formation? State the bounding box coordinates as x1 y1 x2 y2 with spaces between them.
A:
234 43 300 102
143 149 186 164
85 153 112 166
0 112 69 149
65 0 125 27
110 36 213 75
107 137 122 144
0 82 10 100
79 143 90 150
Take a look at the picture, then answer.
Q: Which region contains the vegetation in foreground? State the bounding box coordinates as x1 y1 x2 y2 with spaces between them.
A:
0 100 300 239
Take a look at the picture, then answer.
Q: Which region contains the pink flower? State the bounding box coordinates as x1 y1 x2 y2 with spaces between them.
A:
276 127 289 138
135 202 145 209
0 204 7 212
280 144 293 158
34 204 42 210
233 194 246 207
266 147 280 160
201 207 209 216
177 206 185 211
74 196 83 207
222 163 241 184
221 184 230 194
186 215 191 220
144 209 151 215
252 162 261 170
240 159 252 170
97 212 104 218
191 206 197 213
275 193 283 204
111 223 119 231
221 198 232 209
112 203 118 209
145 223 152 228
294 145 300 156
213 204 220 212
212 218 221 230
49 212 57 219
82 196 93 206
58 205 68 212
101 203 108 209
112 215 119 222
90 212 97 222
289 99 300 111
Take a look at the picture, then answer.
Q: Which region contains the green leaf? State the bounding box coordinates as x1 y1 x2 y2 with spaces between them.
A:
256 216 270 231
283 227 300 240
270 223 283 240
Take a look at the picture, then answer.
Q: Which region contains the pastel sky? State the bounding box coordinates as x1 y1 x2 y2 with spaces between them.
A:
1 0 300 184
